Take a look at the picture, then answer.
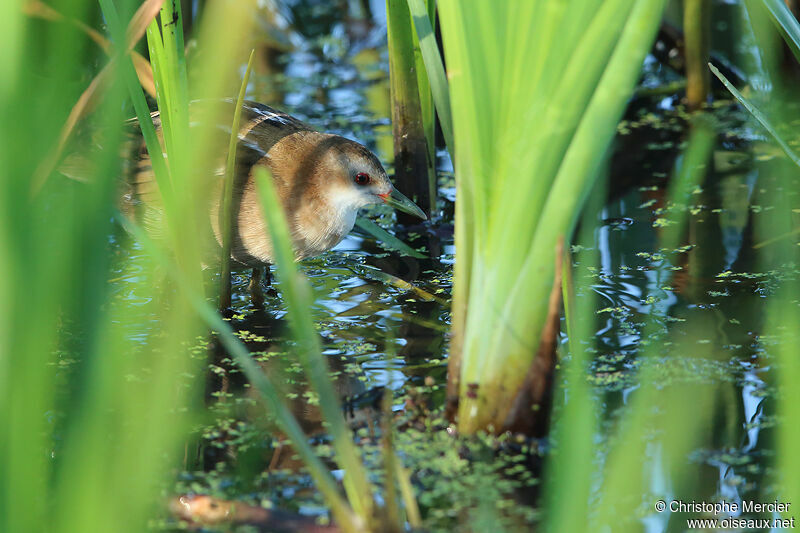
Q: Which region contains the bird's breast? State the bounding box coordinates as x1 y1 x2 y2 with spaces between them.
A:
292 203 357 259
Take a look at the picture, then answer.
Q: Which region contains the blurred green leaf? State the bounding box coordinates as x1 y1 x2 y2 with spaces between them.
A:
762 0 800 63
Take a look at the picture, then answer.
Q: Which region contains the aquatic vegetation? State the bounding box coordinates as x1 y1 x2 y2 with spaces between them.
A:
436 0 667 433
4 0 800 531
386 0 433 218
683 0 712 109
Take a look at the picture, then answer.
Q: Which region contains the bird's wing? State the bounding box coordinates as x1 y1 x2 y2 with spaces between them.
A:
121 100 312 259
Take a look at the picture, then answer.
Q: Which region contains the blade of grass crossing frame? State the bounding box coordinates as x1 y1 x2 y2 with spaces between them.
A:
253 167 375 521
542 258 596 532
380 390 402 531
146 21 176 158
143 0 204 287
220 49 255 310
593 117 719 531
395 462 422 528
542 170 602 531
710 62 800 167
660 113 716 252
98 0 173 205
158 0 189 105
157 0 190 164
116 213 362 533
145 0 189 186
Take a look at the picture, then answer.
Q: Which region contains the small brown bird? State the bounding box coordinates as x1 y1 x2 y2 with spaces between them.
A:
122 100 426 304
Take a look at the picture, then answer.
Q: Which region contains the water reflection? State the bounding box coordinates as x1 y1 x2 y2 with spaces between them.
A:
588 106 776 531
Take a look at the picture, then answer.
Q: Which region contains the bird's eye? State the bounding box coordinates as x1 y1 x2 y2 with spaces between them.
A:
354 172 371 186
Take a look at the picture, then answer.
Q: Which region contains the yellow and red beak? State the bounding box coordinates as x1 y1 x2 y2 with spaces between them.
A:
380 188 427 220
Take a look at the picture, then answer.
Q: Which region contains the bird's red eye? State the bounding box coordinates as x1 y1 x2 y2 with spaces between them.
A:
354 172 371 186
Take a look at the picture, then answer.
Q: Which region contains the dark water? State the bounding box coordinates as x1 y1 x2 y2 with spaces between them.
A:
590 105 779 532
104 1 791 531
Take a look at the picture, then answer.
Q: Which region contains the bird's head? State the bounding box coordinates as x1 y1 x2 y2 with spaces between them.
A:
324 137 427 220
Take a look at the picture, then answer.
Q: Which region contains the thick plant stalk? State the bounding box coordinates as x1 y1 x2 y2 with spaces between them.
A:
409 0 437 212
440 0 667 434
442 0 632 425
684 0 711 109
387 0 431 220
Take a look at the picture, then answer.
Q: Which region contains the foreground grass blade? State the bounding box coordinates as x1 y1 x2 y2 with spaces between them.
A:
542 248 596 532
98 0 172 204
2 0 261 530
118 213 363 533
253 167 375 522
548 116 721 530
596 119 720 531
761 0 800 63
660 113 716 252
380 390 402 531
395 463 422 528
220 49 255 310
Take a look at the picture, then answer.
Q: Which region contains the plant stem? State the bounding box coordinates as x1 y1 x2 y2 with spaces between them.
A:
387 0 431 221
684 0 711 109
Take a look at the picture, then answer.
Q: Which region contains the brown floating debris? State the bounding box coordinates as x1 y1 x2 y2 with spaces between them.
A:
170 494 340 533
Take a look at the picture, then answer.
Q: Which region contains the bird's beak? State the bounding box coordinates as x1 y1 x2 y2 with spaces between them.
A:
379 188 427 220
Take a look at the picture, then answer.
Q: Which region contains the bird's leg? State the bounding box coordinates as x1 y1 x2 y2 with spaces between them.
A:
262 265 281 298
248 267 265 309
